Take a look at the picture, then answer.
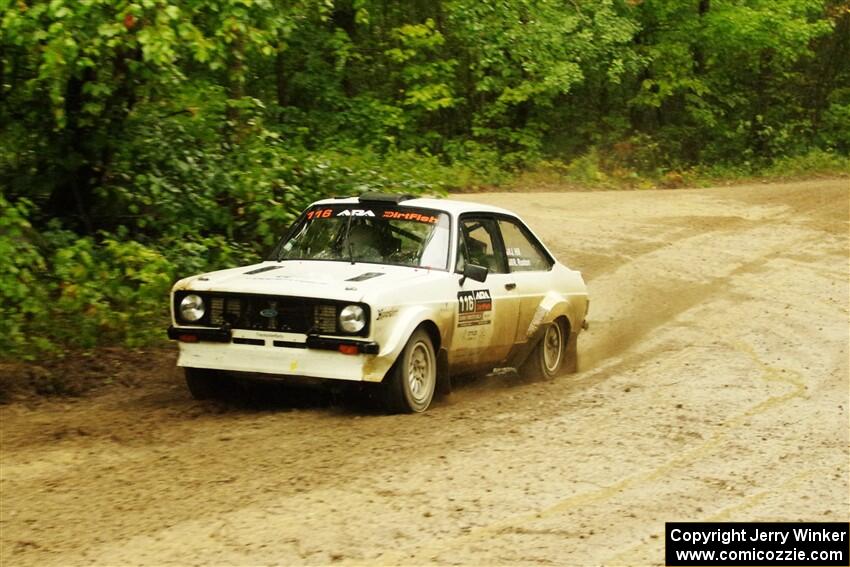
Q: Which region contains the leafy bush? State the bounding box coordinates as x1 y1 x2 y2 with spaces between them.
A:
1 195 176 358
820 100 850 153
47 233 175 349
0 196 52 358
763 149 850 178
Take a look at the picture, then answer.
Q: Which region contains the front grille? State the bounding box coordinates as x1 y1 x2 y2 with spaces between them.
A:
210 295 312 333
313 305 337 334
179 292 368 337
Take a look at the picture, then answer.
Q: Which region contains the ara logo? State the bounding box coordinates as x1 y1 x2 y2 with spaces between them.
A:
474 290 491 301
337 209 376 217
260 308 278 318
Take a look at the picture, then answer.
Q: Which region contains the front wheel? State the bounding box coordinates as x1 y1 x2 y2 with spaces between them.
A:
519 319 573 380
383 328 437 413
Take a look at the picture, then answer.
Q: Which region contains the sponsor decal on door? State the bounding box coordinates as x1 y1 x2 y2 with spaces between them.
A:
457 289 492 327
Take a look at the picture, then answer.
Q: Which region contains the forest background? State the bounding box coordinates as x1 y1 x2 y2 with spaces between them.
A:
1 0 848 361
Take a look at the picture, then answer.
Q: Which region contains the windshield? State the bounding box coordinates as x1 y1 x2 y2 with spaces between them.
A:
276 204 451 270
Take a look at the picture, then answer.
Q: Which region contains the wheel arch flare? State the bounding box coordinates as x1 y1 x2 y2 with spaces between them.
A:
364 305 452 382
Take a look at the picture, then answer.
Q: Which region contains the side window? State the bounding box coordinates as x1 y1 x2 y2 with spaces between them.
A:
498 219 552 272
456 217 508 274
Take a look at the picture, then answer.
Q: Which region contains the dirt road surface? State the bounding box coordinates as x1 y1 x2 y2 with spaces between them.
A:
2 179 848 566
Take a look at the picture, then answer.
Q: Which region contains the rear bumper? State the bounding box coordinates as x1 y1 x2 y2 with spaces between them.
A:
169 326 386 382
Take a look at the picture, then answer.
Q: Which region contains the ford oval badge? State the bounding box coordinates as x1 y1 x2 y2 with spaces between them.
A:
260 308 278 318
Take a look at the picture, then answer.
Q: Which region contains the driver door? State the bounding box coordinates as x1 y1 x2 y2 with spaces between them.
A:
449 215 520 371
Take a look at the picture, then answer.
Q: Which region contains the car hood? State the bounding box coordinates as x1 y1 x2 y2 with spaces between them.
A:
173 260 445 302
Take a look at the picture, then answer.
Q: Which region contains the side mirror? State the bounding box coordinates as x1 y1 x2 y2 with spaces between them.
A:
460 263 488 285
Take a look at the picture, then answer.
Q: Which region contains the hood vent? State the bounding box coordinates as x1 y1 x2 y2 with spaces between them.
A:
244 265 284 275
346 272 385 282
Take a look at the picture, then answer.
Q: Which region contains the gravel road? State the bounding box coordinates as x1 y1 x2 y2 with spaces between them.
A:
2 178 848 566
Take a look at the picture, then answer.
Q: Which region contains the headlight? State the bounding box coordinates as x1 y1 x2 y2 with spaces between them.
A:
339 305 366 333
179 294 206 322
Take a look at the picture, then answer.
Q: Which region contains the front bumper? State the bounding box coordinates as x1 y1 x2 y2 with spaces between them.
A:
167 326 230 343
167 326 386 382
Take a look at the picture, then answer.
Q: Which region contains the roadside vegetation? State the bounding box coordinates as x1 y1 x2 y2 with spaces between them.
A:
1 0 848 364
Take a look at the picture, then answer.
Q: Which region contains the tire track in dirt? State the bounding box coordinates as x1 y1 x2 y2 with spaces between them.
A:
606 469 820 564
375 262 811 564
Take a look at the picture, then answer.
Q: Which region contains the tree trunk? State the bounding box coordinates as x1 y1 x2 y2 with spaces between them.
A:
47 72 96 234
693 0 710 75
226 33 246 129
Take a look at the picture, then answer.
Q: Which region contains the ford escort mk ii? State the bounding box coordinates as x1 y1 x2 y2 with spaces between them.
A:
167 193 589 412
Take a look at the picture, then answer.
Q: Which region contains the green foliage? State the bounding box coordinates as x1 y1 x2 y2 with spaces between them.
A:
48 231 175 348
0 196 52 357
624 0 836 163
763 149 850 178
386 19 457 114
0 194 175 357
819 91 850 153
445 0 640 164
1 0 849 362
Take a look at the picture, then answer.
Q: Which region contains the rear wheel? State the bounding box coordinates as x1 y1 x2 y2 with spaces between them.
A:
519 319 572 380
184 368 221 400
383 328 436 413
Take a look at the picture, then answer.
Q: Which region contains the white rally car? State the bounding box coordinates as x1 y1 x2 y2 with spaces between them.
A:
167 193 589 412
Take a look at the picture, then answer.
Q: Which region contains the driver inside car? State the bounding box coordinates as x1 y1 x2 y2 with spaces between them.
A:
346 220 402 263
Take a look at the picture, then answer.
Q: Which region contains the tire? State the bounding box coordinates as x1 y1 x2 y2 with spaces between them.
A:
184 368 221 400
519 319 572 380
383 328 437 413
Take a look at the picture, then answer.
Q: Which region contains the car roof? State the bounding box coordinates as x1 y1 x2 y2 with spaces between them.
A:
311 195 517 218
